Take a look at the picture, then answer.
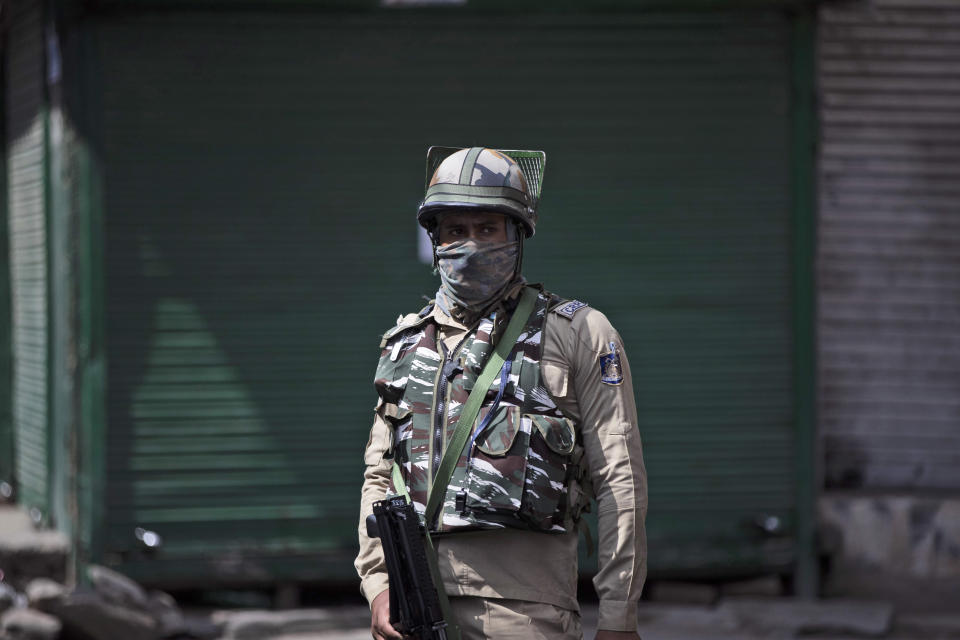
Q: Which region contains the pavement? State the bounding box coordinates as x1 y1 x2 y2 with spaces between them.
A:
207 597 960 640
3 504 959 640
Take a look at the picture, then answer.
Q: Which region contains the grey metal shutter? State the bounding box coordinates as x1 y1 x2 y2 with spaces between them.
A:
6 0 49 516
95 10 796 582
819 1 960 490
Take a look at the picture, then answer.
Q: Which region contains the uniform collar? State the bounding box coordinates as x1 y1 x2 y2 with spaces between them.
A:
429 299 468 331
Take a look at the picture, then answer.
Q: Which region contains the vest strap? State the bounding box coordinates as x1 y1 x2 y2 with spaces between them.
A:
391 463 410 503
425 286 539 528
422 526 459 640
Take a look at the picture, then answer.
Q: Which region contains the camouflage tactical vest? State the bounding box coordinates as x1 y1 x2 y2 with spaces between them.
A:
374 289 584 534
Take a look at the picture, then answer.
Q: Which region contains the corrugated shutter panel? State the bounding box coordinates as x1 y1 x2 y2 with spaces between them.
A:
819 1 960 490
6 0 49 515
97 10 795 582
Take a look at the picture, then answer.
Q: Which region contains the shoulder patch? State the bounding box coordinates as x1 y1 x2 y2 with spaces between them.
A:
599 341 624 385
380 310 430 348
553 299 589 319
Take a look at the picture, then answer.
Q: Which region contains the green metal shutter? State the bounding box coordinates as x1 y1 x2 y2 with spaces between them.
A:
95 10 795 582
6 0 49 518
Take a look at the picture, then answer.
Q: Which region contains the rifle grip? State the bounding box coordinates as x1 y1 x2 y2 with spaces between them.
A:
366 514 380 538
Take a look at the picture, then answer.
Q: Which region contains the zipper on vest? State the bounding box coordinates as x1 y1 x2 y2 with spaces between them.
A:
432 341 449 481
429 328 475 530
432 340 460 481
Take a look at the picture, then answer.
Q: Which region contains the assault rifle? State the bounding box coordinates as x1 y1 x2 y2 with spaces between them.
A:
366 496 452 640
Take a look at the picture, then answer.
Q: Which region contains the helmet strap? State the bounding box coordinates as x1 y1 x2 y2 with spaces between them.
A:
514 222 524 278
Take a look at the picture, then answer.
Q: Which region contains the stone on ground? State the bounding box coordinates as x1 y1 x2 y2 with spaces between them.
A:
48 589 160 640
0 583 18 614
87 564 150 610
24 579 65 609
146 589 186 636
1 608 62 640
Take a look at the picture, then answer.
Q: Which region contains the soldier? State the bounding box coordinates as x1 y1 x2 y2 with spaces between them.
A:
356 147 647 640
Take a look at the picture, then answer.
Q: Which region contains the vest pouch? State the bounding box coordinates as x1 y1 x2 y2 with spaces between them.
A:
383 405 421 501
519 413 576 530
463 405 528 515
374 327 432 405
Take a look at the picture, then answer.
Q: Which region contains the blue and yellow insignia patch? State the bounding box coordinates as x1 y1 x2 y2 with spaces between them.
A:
554 300 588 319
599 341 624 385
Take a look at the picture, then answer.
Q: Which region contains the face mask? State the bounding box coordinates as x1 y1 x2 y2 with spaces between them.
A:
435 239 520 313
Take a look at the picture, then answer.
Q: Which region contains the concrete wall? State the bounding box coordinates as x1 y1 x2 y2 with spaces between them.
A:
820 494 960 576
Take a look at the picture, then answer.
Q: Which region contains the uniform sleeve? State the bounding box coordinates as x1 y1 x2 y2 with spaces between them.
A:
354 403 394 606
560 309 648 632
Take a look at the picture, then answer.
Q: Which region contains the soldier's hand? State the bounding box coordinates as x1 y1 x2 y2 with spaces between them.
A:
595 630 642 640
371 589 403 640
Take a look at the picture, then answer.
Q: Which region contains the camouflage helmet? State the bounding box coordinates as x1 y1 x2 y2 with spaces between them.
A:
418 147 541 238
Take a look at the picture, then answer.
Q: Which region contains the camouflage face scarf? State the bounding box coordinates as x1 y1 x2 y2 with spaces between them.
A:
435 239 520 321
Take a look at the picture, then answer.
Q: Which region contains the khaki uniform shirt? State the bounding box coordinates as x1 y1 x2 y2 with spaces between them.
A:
356 299 648 632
